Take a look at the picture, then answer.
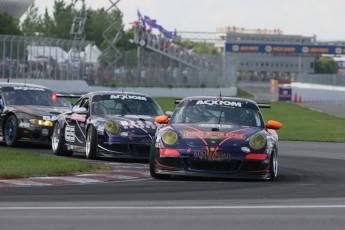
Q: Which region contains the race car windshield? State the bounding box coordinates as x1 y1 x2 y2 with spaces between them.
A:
92 94 163 116
2 87 70 107
170 100 263 127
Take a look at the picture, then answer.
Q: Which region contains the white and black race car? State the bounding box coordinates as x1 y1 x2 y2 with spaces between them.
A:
51 91 164 159
0 82 71 147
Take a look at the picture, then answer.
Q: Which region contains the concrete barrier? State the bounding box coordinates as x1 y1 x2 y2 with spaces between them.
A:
1 79 237 97
292 82 345 103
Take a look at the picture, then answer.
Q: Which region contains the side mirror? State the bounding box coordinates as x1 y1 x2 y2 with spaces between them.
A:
155 115 169 124
265 120 282 130
165 111 173 118
72 107 88 114
0 99 3 110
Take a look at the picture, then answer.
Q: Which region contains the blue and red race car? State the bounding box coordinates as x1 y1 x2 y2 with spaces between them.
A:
51 91 164 159
150 96 282 180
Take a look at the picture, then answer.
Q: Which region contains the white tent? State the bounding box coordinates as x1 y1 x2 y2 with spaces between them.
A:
80 43 102 63
27 45 68 62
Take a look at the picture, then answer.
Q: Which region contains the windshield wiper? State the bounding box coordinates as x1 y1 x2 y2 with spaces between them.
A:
218 105 223 124
119 98 133 114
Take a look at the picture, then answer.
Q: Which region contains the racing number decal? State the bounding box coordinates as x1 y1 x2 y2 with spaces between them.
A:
65 125 75 142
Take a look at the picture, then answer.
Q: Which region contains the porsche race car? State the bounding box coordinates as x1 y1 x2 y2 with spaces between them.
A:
51 91 164 159
0 82 72 147
150 96 282 180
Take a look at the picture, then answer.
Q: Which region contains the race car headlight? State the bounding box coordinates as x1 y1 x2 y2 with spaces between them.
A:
104 121 120 134
161 130 178 145
249 134 267 150
29 119 53 127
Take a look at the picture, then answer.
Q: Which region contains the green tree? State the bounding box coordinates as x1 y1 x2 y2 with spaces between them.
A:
85 8 110 47
173 39 220 55
0 12 21 35
49 0 73 39
41 8 55 37
21 1 42 36
314 56 338 74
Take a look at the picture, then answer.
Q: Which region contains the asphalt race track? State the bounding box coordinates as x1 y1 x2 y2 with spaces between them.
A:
1 82 345 230
0 141 345 230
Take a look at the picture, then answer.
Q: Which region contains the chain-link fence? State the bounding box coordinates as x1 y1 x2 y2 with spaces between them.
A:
0 35 95 81
0 34 236 88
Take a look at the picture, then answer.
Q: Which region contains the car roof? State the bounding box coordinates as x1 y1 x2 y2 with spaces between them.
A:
0 82 49 89
84 91 152 98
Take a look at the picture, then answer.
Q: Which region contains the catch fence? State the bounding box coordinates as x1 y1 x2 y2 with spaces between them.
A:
0 35 236 88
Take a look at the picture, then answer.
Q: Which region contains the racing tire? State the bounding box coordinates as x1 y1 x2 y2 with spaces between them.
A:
268 149 278 181
4 115 19 147
85 125 98 159
52 122 73 157
149 140 170 179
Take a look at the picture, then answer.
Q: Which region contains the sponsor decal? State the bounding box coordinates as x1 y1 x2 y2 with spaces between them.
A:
71 114 86 122
124 125 156 129
42 115 58 121
239 46 259 52
13 87 45 91
119 120 154 126
97 126 105 134
42 129 49 136
272 46 296 53
65 125 75 142
184 131 245 139
196 100 242 107
66 144 84 152
110 94 147 101
19 122 30 128
310 47 329 54
193 149 231 161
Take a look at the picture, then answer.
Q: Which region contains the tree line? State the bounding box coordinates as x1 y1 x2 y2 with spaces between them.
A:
1 0 136 51
0 0 338 73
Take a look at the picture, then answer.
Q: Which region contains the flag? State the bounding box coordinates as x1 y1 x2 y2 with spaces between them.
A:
144 16 157 27
137 9 146 29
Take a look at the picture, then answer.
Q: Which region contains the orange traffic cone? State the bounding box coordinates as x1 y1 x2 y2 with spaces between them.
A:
293 93 298 103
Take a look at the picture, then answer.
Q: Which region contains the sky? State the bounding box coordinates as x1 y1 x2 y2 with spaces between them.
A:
29 0 345 41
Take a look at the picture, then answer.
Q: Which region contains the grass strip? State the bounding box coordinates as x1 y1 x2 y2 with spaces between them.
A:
0 150 111 179
154 97 345 143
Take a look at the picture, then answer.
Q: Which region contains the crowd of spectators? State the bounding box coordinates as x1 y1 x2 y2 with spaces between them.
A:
133 25 217 71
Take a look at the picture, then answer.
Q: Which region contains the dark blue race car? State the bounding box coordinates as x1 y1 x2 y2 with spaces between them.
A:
51 91 164 159
150 96 282 180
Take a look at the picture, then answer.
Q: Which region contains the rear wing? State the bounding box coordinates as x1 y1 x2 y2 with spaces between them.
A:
175 98 182 105
56 93 82 99
56 93 82 107
257 103 271 108
175 98 271 109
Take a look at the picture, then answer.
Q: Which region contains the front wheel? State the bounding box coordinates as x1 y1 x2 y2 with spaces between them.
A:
4 115 19 147
268 149 278 181
85 125 98 159
52 122 73 156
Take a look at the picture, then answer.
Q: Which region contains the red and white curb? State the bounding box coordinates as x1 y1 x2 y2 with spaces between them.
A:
0 162 151 188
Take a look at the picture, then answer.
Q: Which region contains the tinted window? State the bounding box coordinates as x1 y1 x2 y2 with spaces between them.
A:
170 99 263 127
91 94 163 116
1 86 70 107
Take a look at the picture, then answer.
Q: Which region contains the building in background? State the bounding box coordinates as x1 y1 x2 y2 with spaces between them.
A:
215 26 318 81
216 26 345 81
